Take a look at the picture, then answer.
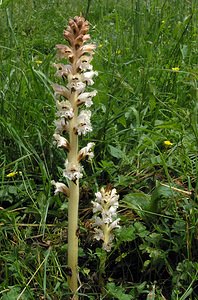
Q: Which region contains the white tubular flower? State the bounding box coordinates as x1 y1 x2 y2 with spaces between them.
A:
75 110 92 135
56 44 74 60
54 118 68 134
95 191 102 202
93 227 104 241
56 100 74 119
92 187 120 252
109 219 120 231
68 81 86 93
63 159 83 183
77 90 97 107
51 180 69 196
78 142 95 161
78 44 96 56
53 63 72 78
92 202 103 214
82 71 98 85
52 83 70 99
53 133 70 150
67 74 86 93
76 55 93 71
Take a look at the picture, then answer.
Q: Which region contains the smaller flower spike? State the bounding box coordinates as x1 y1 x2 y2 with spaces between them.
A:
92 187 120 251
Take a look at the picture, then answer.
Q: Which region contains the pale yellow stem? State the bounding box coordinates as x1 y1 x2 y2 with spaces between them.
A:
67 91 79 299
67 181 79 298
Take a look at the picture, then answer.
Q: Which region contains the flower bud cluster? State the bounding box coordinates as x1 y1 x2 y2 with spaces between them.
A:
52 16 97 189
92 187 120 251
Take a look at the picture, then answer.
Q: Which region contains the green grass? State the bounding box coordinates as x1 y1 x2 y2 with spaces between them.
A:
0 0 198 299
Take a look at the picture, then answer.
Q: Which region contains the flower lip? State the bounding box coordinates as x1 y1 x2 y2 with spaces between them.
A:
76 55 93 71
82 71 98 86
67 79 86 93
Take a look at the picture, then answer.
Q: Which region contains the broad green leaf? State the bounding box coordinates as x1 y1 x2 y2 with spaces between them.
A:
122 193 150 218
106 282 133 300
108 145 125 159
117 225 136 242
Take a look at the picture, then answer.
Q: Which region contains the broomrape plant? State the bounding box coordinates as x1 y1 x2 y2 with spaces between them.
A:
92 186 120 252
51 16 97 298
92 186 120 293
51 16 119 298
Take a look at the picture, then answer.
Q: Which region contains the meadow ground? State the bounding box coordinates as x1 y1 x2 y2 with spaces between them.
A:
0 0 198 299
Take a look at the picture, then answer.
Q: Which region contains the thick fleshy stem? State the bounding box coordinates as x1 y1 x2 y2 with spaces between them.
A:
67 90 79 296
98 249 107 294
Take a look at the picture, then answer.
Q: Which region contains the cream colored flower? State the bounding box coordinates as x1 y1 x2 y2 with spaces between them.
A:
53 134 70 150
51 180 69 196
78 142 95 161
56 100 74 119
75 110 92 135
54 118 68 134
63 160 83 182
77 90 97 107
53 63 72 78
76 55 93 71
52 83 70 99
56 44 74 60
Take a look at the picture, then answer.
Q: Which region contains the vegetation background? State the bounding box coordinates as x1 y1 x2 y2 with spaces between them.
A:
0 0 198 299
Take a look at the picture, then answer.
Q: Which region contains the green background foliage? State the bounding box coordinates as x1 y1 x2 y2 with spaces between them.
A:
0 0 198 299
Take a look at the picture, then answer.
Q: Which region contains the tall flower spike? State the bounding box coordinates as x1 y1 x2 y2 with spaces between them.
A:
51 16 97 299
92 187 120 252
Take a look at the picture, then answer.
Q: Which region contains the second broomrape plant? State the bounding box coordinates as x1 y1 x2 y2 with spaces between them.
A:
51 16 97 297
